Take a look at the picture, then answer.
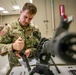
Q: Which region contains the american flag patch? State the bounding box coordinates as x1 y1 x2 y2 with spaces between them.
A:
0 29 6 36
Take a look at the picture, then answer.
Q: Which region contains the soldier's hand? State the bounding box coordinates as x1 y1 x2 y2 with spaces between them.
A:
12 37 24 51
24 49 32 58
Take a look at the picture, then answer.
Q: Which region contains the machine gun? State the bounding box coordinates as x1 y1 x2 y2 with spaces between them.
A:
30 16 76 75
42 16 76 63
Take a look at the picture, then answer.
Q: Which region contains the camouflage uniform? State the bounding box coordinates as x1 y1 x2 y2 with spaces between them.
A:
0 20 41 67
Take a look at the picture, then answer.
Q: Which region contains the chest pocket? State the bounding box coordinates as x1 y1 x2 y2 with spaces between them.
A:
25 30 37 48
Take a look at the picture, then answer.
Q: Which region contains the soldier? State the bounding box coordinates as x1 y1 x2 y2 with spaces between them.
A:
0 2 41 74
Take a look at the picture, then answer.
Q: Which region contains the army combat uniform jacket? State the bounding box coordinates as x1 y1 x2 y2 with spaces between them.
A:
0 20 41 67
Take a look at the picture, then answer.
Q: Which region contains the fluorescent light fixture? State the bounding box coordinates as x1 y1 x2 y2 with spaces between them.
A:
2 11 9 13
0 7 5 11
13 5 20 10
30 0 33 3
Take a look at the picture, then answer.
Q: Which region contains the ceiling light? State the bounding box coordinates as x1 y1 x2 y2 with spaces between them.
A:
2 11 9 13
0 7 5 11
30 0 33 3
13 5 20 10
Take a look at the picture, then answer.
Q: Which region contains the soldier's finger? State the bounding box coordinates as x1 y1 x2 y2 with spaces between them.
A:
17 37 23 41
18 41 24 44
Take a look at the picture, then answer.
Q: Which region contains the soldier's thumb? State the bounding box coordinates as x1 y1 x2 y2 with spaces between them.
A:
17 37 23 41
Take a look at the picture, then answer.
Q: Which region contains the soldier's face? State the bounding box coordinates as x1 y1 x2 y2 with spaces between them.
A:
19 9 35 26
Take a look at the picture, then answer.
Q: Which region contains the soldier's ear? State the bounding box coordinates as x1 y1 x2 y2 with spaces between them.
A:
20 10 22 14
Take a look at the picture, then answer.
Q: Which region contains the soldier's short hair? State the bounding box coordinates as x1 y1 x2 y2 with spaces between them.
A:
22 3 37 14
